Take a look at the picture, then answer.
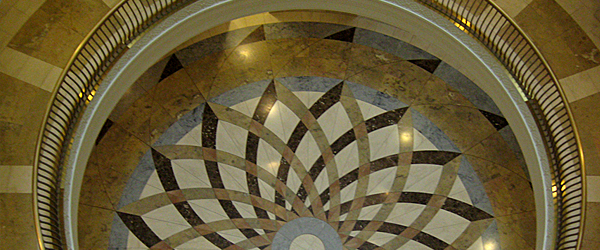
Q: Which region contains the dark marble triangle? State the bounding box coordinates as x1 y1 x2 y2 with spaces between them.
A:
159 55 183 81
408 59 442 73
117 212 162 247
239 25 266 46
411 151 462 165
324 27 356 42
479 109 508 130
95 119 113 145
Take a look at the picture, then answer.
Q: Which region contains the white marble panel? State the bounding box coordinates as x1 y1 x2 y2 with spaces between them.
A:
286 168 302 193
467 237 484 250
219 163 249 193
422 209 470 244
340 181 357 204
367 167 397 196
334 141 359 177
258 178 276 202
290 234 325 250
368 125 400 160
232 201 257 218
294 91 325 108
358 204 383 220
218 229 248 244
403 164 443 193
313 170 329 194
143 204 190 239
139 171 165 199
176 235 220 249
189 199 230 223
230 97 261 118
216 121 247 158
398 240 430 250
413 128 438 151
357 99 387 120
126 231 147 249
171 159 211 189
366 231 396 246
177 124 202 146
386 203 426 226
294 132 321 171
448 177 472 205
263 101 300 141
316 102 353 143
257 139 282 176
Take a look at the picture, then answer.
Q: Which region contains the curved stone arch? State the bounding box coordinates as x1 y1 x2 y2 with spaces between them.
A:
64 0 552 249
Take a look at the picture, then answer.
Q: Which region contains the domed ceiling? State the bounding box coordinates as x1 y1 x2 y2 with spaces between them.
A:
79 12 536 250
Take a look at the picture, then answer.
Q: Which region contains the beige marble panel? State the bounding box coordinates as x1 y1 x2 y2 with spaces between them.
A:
0 193 38 250
0 73 50 165
0 165 32 193
570 92 600 176
8 0 109 68
464 132 528 179
587 176 600 202
583 202 600 245
515 0 599 79
78 204 114 250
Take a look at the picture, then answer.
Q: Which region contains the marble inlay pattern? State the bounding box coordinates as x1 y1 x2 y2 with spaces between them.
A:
80 20 535 250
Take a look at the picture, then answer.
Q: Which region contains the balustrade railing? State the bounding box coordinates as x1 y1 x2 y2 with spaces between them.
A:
33 0 585 249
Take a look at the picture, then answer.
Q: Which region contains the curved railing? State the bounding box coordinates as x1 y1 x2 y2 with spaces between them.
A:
32 0 586 249
32 1 194 249
415 0 586 249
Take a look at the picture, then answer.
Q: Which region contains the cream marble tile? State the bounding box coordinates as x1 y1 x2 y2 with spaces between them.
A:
0 7 27 35
340 181 357 204
232 200 257 218
243 13 266 27
386 203 426 227
219 163 249 193
295 132 320 172
218 229 248 244
189 199 230 223
398 240 430 250
177 236 220 249
139 171 165 199
216 120 247 158
291 234 325 250
367 231 396 246
556 0 586 14
40 66 62 92
403 164 443 193
317 102 353 143
143 204 191 239
258 178 276 203
368 125 400 160
335 141 359 177
493 0 531 18
0 165 32 193
367 167 396 195
587 175 600 202
356 99 386 120
448 177 472 205
586 66 600 91
177 124 203 146
313 169 329 194
560 69 599 102
263 101 300 142
358 204 383 220
0 29 11 48
101 0 121 8
257 139 281 176
172 159 212 189
126 231 146 249
422 209 470 244
0 48 28 77
16 53 55 88
413 129 438 151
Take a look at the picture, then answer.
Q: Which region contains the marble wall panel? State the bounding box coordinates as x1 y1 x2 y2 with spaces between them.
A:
0 193 38 250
